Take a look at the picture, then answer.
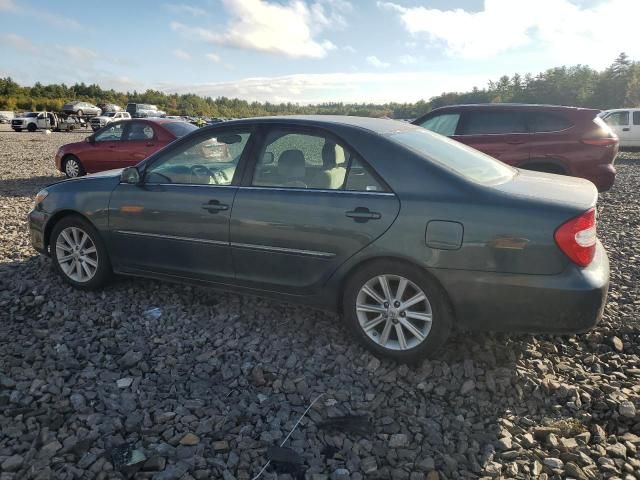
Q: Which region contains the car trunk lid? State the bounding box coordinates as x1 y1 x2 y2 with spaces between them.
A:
492 168 598 211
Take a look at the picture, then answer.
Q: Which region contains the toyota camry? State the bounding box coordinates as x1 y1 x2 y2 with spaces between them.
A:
28 116 609 361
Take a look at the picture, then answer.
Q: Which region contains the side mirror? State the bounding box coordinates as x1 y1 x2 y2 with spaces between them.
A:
121 166 141 185
85 136 95 144
262 152 275 164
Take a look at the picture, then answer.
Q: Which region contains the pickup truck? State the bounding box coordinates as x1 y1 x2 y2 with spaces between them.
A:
11 112 85 132
126 103 166 118
90 111 132 131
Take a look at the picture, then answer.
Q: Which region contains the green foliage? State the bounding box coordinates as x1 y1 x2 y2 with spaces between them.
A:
1 53 639 118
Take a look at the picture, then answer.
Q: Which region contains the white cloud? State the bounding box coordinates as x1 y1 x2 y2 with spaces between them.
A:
399 54 417 65
379 0 640 67
170 0 348 58
0 0 15 10
366 56 390 68
1 33 36 52
160 70 489 103
0 0 80 29
172 48 192 60
343 45 356 53
206 53 221 63
164 3 208 16
57 46 98 62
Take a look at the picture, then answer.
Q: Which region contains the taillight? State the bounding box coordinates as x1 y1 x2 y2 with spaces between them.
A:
583 117 618 147
582 137 618 147
554 208 596 267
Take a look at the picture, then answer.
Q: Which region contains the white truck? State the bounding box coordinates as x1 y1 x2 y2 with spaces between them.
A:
90 111 132 132
11 112 86 132
599 108 640 149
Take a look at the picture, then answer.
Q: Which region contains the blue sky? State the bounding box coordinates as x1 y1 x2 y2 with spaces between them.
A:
0 0 638 103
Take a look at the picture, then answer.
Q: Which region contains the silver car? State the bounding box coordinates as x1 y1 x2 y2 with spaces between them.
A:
61 101 102 117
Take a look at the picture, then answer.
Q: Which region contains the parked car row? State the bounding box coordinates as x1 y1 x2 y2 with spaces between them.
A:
31 115 609 360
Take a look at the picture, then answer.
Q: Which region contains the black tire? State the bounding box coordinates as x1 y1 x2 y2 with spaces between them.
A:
50 215 112 290
63 155 85 178
343 260 452 362
27 123 37 132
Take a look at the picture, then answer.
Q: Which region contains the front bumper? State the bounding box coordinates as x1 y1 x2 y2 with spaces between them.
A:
28 208 50 255
437 241 609 333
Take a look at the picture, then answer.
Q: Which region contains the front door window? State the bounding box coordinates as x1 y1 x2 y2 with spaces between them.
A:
145 131 251 185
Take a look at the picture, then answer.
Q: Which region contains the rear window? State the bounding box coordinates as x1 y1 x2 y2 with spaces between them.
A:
634 112 640 126
418 113 460 136
389 128 515 184
528 112 573 132
164 121 198 137
459 111 527 135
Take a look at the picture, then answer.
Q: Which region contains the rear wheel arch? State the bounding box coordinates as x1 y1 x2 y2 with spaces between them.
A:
336 255 455 317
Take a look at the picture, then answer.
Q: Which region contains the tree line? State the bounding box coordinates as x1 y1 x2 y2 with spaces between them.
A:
0 53 638 119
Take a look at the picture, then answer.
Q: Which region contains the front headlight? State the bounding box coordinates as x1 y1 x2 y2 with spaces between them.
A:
34 189 48 207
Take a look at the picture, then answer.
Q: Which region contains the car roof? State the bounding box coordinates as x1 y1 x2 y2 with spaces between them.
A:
133 118 176 124
221 115 416 134
601 108 640 112
427 103 599 112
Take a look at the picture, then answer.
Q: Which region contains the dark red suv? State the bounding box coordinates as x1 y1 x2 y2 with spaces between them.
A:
412 104 618 191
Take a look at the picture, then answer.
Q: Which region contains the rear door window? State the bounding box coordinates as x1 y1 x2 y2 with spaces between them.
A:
126 122 155 140
633 112 640 125
459 111 527 135
418 113 460 136
528 112 573 132
604 111 629 126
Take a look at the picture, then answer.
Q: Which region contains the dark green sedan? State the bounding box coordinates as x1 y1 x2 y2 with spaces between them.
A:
28 116 609 361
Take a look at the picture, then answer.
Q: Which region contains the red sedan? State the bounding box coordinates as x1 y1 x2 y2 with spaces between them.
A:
55 119 198 178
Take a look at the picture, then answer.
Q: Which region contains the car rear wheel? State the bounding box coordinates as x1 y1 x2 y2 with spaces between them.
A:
51 216 111 290
343 260 451 362
63 155 85 178
27 123 37 132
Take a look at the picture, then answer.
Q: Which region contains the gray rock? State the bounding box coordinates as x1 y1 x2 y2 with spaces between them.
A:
1 454 24 472
119 351 143 369
619 400 636 418
543 458 564 470
389 433 409 448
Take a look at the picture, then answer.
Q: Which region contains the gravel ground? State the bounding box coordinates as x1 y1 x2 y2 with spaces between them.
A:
0 124 639 480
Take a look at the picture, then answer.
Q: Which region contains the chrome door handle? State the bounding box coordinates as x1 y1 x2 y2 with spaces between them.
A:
346 207 381 222
201 200 229 212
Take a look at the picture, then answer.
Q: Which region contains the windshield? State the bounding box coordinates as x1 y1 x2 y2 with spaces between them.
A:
389 128 515 184
104 112 116 117
23 112 38 117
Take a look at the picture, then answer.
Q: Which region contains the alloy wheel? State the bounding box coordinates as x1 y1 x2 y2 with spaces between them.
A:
355 274 433 350
65 159 80 177
55 226 99 283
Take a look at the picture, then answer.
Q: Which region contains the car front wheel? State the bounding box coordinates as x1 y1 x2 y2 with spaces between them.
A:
343 260 451 362
63 155 85 178
50 216 111 290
